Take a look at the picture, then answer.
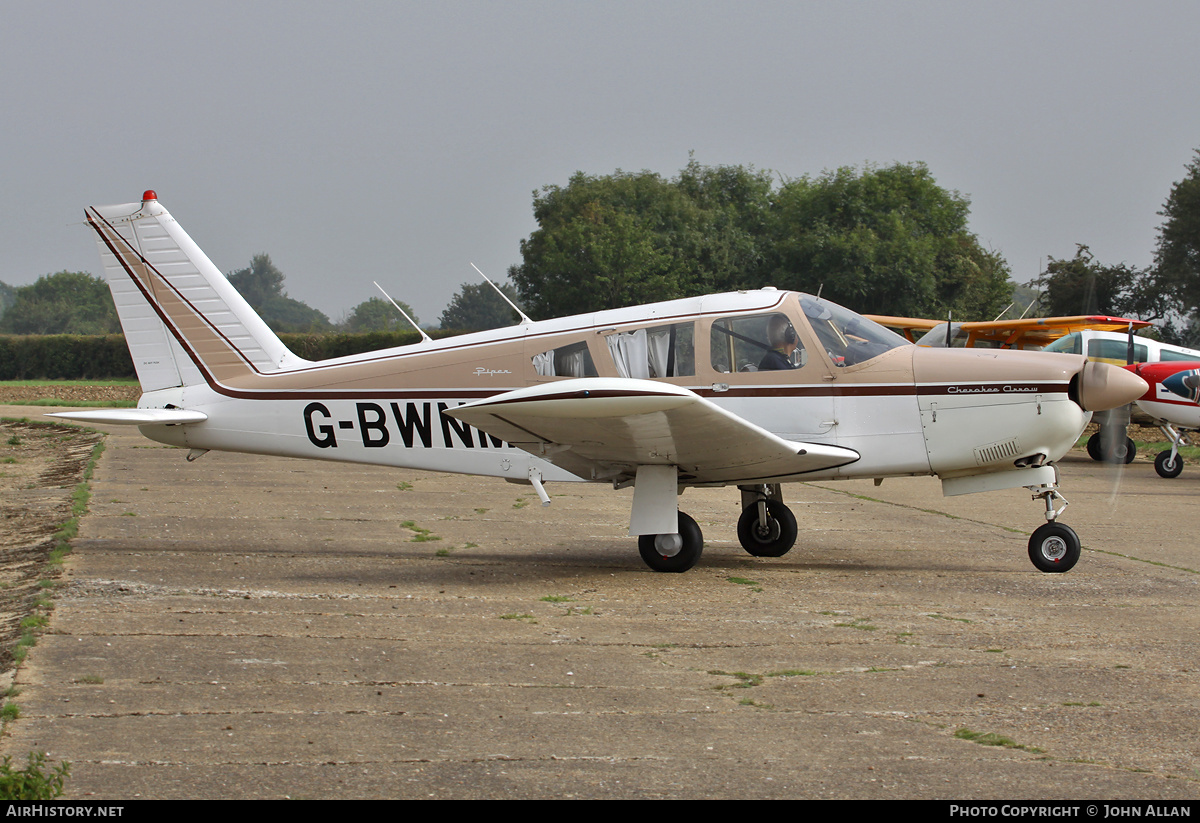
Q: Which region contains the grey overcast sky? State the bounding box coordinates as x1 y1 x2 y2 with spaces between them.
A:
3 0 1199 325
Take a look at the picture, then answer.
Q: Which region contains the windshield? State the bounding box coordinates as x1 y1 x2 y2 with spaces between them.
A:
1043 332 1082 355
799 295 909 366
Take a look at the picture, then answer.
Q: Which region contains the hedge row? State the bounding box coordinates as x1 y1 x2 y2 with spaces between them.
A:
0 330 466 380
0 335 135 380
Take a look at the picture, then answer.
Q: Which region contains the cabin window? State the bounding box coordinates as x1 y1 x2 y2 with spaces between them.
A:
605 322 695 379
710 313 807 373
1086 338 1147 363
1044 333 1082 355
531 341 598 378
1158 349 1196 362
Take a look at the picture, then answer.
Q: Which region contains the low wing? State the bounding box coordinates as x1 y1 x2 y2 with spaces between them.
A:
46 409 208 426
446 378 859 484
868 314 1151 349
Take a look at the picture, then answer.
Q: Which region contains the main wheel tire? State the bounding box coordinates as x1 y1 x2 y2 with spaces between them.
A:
736 499 799 557
1027 522 1081 573
1086 433 1103 461
1155 450 1184 478
638 511 703 573
1120 437 1137 464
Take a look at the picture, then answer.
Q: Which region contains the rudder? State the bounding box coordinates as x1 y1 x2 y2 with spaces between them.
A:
87 191 308 393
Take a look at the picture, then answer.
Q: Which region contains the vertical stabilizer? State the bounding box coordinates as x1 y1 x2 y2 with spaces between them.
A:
87 191 309 392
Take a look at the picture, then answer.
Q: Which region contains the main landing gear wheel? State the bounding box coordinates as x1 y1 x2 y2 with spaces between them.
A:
638 511 703 573
1027 522 1081 573
1155 450 1184 478
1086 433 1135 463
736 499 798 557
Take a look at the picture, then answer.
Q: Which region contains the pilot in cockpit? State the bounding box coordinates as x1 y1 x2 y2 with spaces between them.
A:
758 315 801 370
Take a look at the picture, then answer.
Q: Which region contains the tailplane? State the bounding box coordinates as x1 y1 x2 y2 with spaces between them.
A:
86 191 308 393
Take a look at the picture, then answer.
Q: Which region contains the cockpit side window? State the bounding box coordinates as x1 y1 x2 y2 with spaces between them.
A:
710 313 807 373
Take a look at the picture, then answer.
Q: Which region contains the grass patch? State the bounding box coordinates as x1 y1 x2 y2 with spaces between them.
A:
954 727 1043 753
928 613 972 624
399 520 441 542
834 617 878 631
395 481 413 491
0 752 69 800
540 595 573 603
708 670 763 688
73 675 104 685
7 398 135 408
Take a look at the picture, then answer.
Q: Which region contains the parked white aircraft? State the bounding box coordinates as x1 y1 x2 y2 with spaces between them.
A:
52 192 1147 573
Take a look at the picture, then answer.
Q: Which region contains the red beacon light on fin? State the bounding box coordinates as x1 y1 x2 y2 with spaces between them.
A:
142 190 157 202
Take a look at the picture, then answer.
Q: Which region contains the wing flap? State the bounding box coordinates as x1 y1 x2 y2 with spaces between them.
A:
447 378 859 483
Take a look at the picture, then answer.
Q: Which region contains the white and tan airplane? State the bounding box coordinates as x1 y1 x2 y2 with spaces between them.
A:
52 191 1148 574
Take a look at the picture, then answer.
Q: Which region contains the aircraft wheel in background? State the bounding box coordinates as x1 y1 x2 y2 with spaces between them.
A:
1027 522 1081 573
1119 437 1137 464
638 512 703 573
1155 450 1184 478
736 499 798 557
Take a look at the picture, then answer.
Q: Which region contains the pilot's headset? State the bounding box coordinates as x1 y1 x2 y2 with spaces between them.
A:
767 315 797 347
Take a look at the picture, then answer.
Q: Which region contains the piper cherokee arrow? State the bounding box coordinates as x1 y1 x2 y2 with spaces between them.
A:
51 192 1147 573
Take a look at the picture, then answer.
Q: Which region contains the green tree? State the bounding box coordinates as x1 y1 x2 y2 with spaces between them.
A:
510 160 1011 320
510 170 702 318
0 281 14 317
227 254 286 307
768 163 1011 318
226 254 332 333
440 281 522 331
1154 150 1200 312
1033 245 1175 323
0 271 120 334
340 297 419 332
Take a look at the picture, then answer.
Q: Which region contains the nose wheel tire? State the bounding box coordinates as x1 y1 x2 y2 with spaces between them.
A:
1155 450 1184 478
736 499 798 557
1027 523 1081 573
638 512 703 573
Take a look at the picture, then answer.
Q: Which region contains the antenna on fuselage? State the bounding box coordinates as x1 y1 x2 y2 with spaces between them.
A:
470 263 532 325
945 311 953 348
372 281 433 343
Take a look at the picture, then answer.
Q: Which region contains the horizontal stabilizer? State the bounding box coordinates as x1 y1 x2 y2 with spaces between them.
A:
46 409 208 426
447 378 859 484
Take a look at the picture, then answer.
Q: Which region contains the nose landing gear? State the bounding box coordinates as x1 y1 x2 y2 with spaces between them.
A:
1026 482 1080 573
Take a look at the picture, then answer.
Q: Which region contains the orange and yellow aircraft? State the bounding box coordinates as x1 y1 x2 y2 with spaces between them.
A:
868 314 1152 351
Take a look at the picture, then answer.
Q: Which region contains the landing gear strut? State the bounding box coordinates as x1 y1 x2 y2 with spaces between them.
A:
736 485 798 557
1025 480 1079 572
1154 423 1190 479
